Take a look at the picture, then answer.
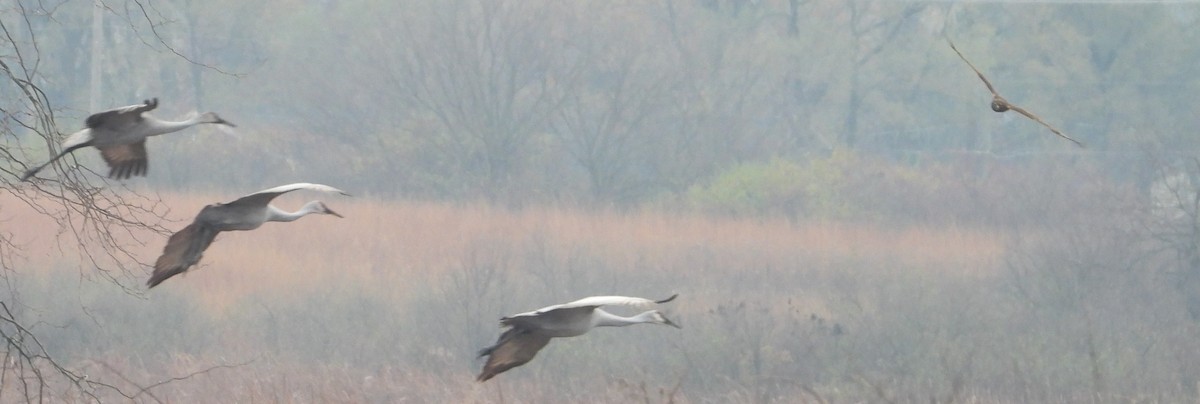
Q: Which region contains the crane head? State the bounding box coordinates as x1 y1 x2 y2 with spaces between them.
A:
316 202 343 218
649 311 682 329
199 112 236 127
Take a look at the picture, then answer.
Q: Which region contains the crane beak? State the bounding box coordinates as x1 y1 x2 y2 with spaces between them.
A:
325 208 344 218
218 118 237 127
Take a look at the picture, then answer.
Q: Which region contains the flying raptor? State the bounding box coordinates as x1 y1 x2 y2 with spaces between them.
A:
947 39 1084 148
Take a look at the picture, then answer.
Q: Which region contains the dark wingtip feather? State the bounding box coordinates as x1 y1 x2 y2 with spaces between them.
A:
475 346 498 381
107 162 149 180
656 293 679 304
109 164 126 180
146 269 171 288
146 262 187 289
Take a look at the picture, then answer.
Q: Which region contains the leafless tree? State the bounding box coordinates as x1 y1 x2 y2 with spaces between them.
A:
842 1 923 147
1146 158 1200 321
550 7 677 205
660 0 791 188
367 0 579 201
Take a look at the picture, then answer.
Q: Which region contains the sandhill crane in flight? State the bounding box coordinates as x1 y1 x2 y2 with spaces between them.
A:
947 39 1085 147
476 294 681 382
20 98 235 181
147 183 348 288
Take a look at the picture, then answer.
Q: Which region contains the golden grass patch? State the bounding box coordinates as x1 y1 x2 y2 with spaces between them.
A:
5 190 1002 314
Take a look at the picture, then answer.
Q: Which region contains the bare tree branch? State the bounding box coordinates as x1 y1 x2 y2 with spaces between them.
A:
89 357 256 401
0 2 229 400
114 0 244 77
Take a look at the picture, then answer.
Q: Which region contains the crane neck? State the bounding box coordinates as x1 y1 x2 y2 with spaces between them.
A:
266 201 323 222
592 309 656 328
146 114 206 136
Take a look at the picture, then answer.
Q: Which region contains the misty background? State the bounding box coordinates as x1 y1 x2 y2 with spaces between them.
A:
3 0 1200 402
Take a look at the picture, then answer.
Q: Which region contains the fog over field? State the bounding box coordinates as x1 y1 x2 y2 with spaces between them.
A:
3 0 1200 402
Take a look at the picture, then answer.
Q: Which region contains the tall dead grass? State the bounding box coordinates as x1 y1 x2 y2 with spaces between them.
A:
7 190 1002 309
5 190 1016 401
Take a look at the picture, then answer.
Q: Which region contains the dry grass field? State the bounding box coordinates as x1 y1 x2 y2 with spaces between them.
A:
3 190 1196 403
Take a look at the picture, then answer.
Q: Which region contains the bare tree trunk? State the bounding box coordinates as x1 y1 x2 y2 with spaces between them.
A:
788 0 802 37
89 0 103 111
844 60 861 147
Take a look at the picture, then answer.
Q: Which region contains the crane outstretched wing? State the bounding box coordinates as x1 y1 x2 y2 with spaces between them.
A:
537 294 678 313
500 305 595 330
476 328 552 382
224 183 351 209
85 98 158 131
147 221 219 288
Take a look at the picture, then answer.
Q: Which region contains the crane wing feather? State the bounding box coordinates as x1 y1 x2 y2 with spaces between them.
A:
501 306 595 330
84 99 157 131
544 295 677 311
98 141 149 179
476 328 552 382
225 183 350 209
147 221 219 288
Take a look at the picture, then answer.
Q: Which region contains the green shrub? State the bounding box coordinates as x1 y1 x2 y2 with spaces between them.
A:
685 149 876 220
